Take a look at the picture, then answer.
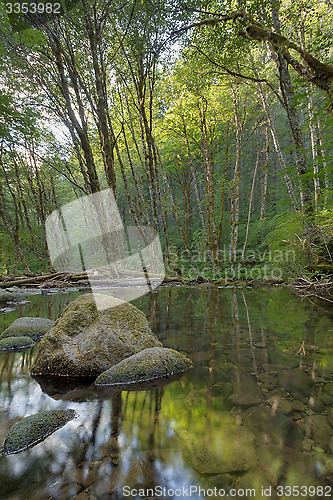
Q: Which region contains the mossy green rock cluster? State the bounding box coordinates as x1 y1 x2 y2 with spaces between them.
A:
95 347 193 386
1 409 77 455
0 336 35 351
31 294 162 377
0 317 55 341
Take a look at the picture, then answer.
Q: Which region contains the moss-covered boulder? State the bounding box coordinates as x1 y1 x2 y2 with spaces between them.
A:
0 336 35 351
31 294 162 378
1 409 77 455
95 347 193 386
0 317 55 341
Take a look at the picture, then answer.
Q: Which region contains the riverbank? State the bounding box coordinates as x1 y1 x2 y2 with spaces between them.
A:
1 270 333 318
1 271 332 293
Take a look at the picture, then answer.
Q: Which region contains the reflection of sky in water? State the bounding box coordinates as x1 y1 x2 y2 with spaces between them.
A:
0 367 202 498
0 287 332 498
156 455 202 498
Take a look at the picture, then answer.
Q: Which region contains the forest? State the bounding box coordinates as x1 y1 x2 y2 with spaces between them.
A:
0 0 332 283
1 2 333 498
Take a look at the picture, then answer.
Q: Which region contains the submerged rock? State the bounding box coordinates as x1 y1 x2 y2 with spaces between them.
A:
0 289 28 304
0 336 35 351
95 347 193 386
303 415 333 452
237 465 277 495
31 294 162 378
277 368 314 399
1 409 77 455
188 426 257 474
229 372 264 407
0 317 55 341
0 307 16 314
324 382 333 396
0 290 16 304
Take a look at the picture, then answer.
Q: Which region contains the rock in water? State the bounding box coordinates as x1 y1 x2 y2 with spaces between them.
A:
0 317 55 340
0 336 35 351
95 347 193 386
31 294 162 377
0 291 14 304
1 409 77 455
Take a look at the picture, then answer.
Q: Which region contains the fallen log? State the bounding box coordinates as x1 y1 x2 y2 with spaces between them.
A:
0 272 66 288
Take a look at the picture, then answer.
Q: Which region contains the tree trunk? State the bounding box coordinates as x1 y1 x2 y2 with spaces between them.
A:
182 116 216 273
258 127 269 242
198 97 219 257
269 9 313 215
230 89 242 277
0 182 31 275
82 0 117 195
156 149 199 277
217 122 229 249
254 76 299 211
317 118 329 208
51 36 100 194
306 85 320 209
239 133 260 271
13 155 47 270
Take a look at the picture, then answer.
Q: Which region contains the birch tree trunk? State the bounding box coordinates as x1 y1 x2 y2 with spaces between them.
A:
198 97 219 258
155 149 199 277
217 122 229 249
239 134 260 272
258 127 269 243
306 84 320 210
230 89 242 277
256 82 299 211
182 116 216 273
317 118 330 208
249 51 299 211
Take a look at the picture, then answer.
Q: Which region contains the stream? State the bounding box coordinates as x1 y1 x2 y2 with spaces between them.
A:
0 286 332 499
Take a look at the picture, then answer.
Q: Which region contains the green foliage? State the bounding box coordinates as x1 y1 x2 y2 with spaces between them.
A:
263 213 308 275
0 0 332 278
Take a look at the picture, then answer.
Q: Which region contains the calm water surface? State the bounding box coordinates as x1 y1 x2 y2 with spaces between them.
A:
0 286 332 500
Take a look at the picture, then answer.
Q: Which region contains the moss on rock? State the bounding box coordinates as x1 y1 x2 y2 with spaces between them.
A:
0 317 55 341
0 336 35 351
31 294 162 378
1 409 77 455
95 347 193 386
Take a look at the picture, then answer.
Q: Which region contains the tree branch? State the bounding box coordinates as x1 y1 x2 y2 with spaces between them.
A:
169 9 333 115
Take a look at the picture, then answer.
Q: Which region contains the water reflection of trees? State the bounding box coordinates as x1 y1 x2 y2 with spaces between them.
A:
0 288 332 498
56 388 168 498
